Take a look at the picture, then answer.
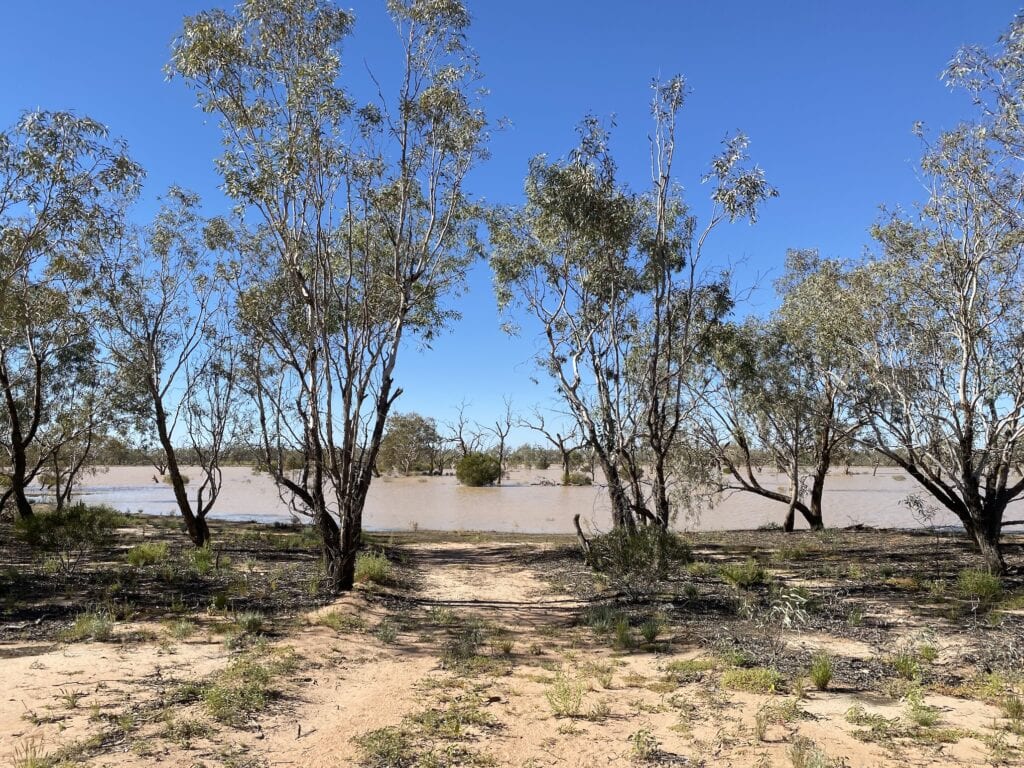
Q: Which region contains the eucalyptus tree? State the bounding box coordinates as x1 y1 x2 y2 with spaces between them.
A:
376 411 443 475
171 0 487 590
491 77 774 533
700 251 865 531
96 188 240 546
853 15 1024 573
0 111 142 519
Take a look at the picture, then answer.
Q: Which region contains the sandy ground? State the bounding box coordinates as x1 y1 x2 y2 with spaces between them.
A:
2 533 1021 767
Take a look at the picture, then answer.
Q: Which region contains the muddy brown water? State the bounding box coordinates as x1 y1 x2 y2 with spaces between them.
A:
57 465 964 534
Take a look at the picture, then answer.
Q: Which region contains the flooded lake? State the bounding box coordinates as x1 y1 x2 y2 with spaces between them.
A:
61 465 964 534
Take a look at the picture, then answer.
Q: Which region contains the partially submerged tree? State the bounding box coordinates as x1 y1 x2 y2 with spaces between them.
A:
491 76 774 533
486 397 514 485
0 111 142 519
853 15 1024 573
701 251 864 531
518 407 586 483
376 412 444 476
171 0 487 590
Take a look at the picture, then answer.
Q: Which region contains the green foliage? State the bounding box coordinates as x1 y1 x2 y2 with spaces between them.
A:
203 646 298 725
629 728 660 761
60 609 114 642
664 658 716 683
720 667 782 694
613 615 635 650
355 550 395 586
587 526 690 600
890 649 920 681
639 615 662 644
956 568 1002 605
455 452 501 486
16 504 120 576
374 619 398 644
354 727 416 768
316 611 366 633
234 611 264 634
562 471 591 486
546 672 585 717
788 736 842 768
719 557 767 589
377 412 443 475
188 545 218 575
126 541 169 567
809 653 833 691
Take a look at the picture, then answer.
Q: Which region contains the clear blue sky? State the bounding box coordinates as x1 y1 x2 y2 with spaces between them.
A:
1 2 1019 439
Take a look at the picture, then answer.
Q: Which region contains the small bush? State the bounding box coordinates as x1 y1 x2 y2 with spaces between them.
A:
563 471 592 486
127 541 169 567
546 672 585 717
664 657 715 683
1002 694 1024 722
629 728 660 761
721 667 782 694
891 649 920 680
355 550 394 586
455 452 501 486
375 619 398 644
317 611 367 633
61 609 114 642
809 653 833 691
957 568 1002 605
789 736 841 768
188 545 218 576
354 726 416 768
203 646 297 724
720 557 767 589
234 611 264 634
587 526 690 600
16 504 120 576
639 615 662 644
613 615 635 650
905 689 940 727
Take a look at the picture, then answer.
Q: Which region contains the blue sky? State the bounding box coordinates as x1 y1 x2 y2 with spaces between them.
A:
1 2 1019 440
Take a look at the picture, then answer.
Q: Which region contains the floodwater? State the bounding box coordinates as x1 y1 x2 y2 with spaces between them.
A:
63 465 965 534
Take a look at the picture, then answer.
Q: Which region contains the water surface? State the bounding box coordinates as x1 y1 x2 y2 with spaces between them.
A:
65 465 963 533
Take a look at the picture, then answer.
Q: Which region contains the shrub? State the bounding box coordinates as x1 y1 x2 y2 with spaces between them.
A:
186 545 223 576
721 667 782 694
587 526 690 600
720 557 767 589
234 611 264 634
629 728 659 761
809 653 833 691
546 672 585 717
563 471 592 486
16 504 120 576
455 452 501 486
127 541 169 567
956 568 1003 605
639 615 662 644
354 726 416 768
789 736 842 768
355 550 394 586
61 608 114 642
664 657 715 683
